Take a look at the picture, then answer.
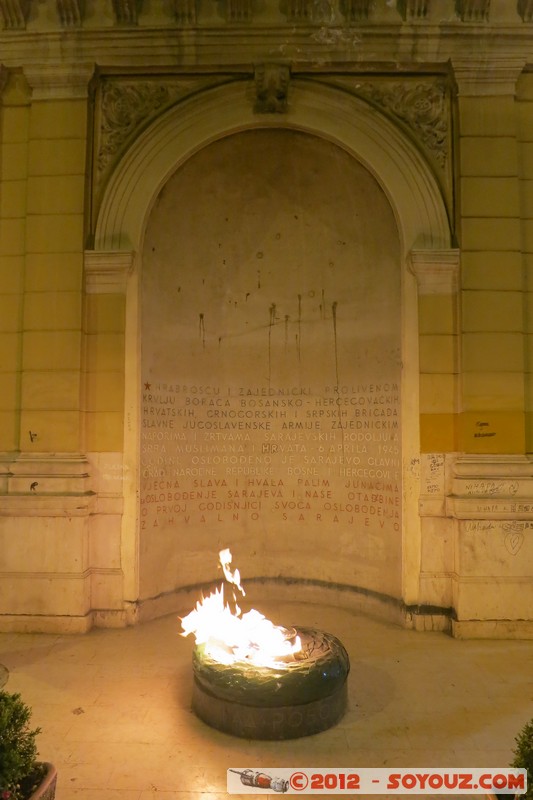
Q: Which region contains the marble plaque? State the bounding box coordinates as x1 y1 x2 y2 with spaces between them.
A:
140 129 402 599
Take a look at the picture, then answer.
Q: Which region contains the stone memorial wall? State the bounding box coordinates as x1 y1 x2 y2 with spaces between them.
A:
140 129 402 601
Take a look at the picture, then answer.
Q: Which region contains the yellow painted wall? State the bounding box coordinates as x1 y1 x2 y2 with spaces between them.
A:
418 290 458 453
2 72 533 461
454 93 524 454
83 293 125 452
0 72 128 457
518 75 533 454
0 73 29 452
19 97 87 452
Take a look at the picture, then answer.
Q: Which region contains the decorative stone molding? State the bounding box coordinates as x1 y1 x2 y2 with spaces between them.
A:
0 0 28 29
97 81 174 178
359 80 449 169
225 0 252 22
2 453 93 498
94 80 450 253
453 57 526 96
397 0 429 19
56 0 84 26
112 0 140 25
84 250 135 293
94 76 231 188
408 249 460 294
25 62 94 99
455 0 490 21
174 0 196 24
328 77 450 171
518 0 533 21
285 0 312 22
446 455 533 519
254 63 290 113
340 0 372 20
0 456 11 493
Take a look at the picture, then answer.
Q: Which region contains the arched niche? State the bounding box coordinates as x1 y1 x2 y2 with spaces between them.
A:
91 77 452 621
95 78 450 255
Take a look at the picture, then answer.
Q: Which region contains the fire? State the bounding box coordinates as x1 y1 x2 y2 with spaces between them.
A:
180 549 301 668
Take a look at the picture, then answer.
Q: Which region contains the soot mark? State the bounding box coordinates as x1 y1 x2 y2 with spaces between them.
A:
320 288 326 320
297 294 302 362
268 303 277 385
332 301 344 445
332 301 339 384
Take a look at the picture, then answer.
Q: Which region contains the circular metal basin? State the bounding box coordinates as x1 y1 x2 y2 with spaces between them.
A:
191 627 350 739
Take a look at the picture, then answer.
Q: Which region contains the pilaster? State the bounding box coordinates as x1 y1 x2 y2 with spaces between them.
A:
409 249 460 455
84 250 134 294
24 62 94 100
447 454 533 638
455 59 526 456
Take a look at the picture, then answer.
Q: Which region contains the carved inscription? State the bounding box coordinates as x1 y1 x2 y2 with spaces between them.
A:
140 381 401 533
139 129 403 594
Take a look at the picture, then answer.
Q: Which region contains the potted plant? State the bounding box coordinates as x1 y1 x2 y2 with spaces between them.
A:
486 716 533 800
0 691 57 800
511 717 533 799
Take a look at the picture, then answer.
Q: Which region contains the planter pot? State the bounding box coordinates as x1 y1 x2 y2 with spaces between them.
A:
28 764 57 800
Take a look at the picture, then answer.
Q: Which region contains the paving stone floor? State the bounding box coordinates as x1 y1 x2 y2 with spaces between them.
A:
1 601 532 800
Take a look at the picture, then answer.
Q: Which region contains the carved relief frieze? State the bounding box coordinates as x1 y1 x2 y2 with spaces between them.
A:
284 0 335 22
96 81 181 181
97 84 164 178
57 0 84 25
397 0 429 19
455 0 490 21
93 75 239 199
285 0 312 22
0 0 29 29
363 81 449 168
326 76 450 171
225 0 252 22
339 0 372 20
254 63 290 113
174 0 196 24
112 0 140 25
518 0 533 22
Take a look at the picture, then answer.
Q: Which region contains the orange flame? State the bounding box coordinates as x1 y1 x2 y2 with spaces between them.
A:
180 549 301 668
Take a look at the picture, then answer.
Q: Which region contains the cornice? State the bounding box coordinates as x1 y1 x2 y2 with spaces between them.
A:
1 25 533 73
84 250 135 293
408 249 460 294
453 56 527 96
25 61 95 98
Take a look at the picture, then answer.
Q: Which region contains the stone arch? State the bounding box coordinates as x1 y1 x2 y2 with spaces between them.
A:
94 78 450 254
92 77 453 622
